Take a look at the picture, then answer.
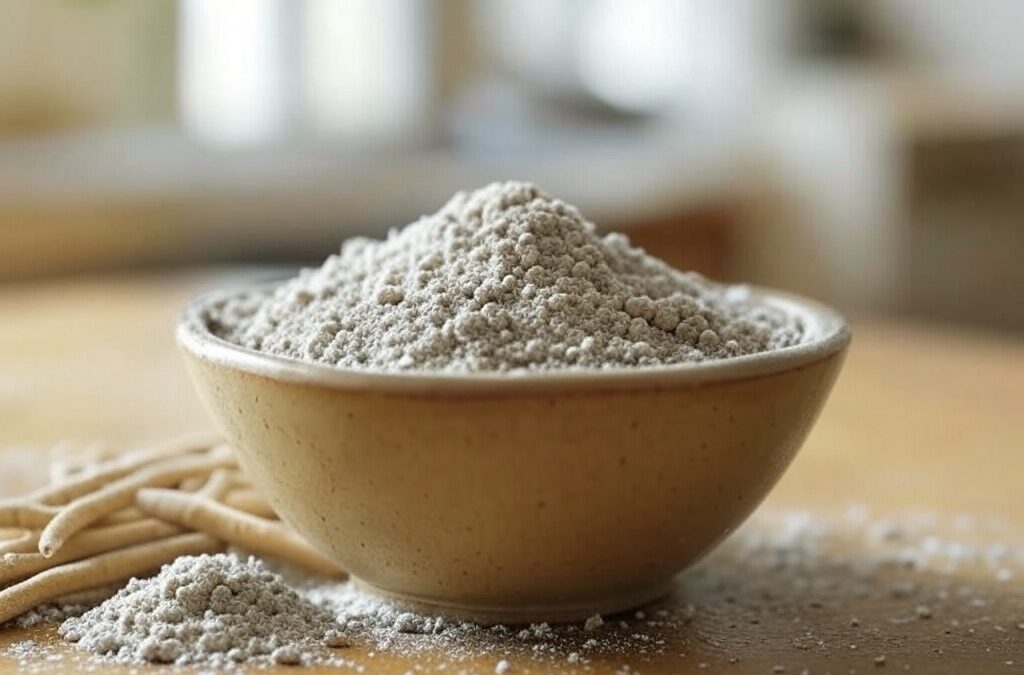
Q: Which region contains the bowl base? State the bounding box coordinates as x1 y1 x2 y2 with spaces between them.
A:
349 577 676 625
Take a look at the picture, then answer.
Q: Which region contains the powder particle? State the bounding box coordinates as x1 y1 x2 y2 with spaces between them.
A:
210 181 802 372
584 614 605 631
59 553 343 667
495 658 511 673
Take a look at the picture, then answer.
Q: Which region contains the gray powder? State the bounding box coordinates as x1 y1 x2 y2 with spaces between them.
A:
23 509 1024 671
209 181 802 372
10 588 115 629
58 553 348 667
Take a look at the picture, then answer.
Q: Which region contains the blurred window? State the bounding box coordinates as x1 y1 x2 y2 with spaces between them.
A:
179 0 433 147
179 0 287 145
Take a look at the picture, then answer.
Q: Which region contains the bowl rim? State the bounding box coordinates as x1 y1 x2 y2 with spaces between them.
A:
177 282 850 393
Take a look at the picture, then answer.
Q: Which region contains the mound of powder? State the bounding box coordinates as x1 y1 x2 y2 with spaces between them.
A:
209 181 802 372
58 554 348 667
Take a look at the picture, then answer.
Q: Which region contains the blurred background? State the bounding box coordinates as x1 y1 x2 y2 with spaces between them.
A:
1 0 1022 332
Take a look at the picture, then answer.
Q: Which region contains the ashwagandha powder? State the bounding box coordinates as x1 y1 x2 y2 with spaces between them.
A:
7 510 1018 671
12 588 116 630
208 181 802 372
58 554 349 667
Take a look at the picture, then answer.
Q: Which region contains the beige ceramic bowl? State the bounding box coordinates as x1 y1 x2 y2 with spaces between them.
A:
178 285 849 623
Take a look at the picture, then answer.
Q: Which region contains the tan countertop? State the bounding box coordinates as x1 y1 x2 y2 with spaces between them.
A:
0 272 1021 673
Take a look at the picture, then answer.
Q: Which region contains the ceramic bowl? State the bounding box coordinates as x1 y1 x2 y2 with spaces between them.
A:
177 285 849 623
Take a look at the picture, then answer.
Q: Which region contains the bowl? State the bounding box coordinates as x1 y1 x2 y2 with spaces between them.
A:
177 284 849 623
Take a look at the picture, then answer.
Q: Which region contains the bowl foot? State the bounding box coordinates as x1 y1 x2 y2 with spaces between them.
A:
348 577 675 625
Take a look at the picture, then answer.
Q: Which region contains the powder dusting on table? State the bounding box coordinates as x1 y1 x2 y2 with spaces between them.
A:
7 509 1022 671
12 588 116 629
209 181 802 372
303 509 1024 671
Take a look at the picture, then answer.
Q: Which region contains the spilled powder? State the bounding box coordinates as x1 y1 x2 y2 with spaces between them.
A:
12 589 116 630
8 509 1022 672
299 509 1024 671
209 181 802 372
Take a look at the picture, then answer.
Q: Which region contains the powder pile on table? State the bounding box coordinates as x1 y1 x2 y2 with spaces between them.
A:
58 553 349 667
209 181 802 372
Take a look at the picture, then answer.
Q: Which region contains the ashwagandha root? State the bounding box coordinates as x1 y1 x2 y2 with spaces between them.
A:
0 504 59 530
198 469 239 500
0 533 223 625
135 488 343 578
0 531 39 556
222 488 277 519
0 519 183 586
35 432 222 506
0 434 342 624
38 446 234 557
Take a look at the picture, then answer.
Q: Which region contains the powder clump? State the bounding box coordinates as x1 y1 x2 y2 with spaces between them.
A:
209 181 802 372
58 553 342 667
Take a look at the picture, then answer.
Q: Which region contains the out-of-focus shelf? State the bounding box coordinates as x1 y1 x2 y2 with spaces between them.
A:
0 126 738 280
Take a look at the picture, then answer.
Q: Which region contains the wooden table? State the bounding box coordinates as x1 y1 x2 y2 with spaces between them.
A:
0 271 1021 674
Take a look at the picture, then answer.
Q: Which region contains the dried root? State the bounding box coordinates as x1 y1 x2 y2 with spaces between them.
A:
39 446 234 557
0 533 222 625
0 434 344 625
136 488 343 578
0 519 183 585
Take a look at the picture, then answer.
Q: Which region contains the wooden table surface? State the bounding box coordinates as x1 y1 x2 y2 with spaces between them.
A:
0 271 1022 674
